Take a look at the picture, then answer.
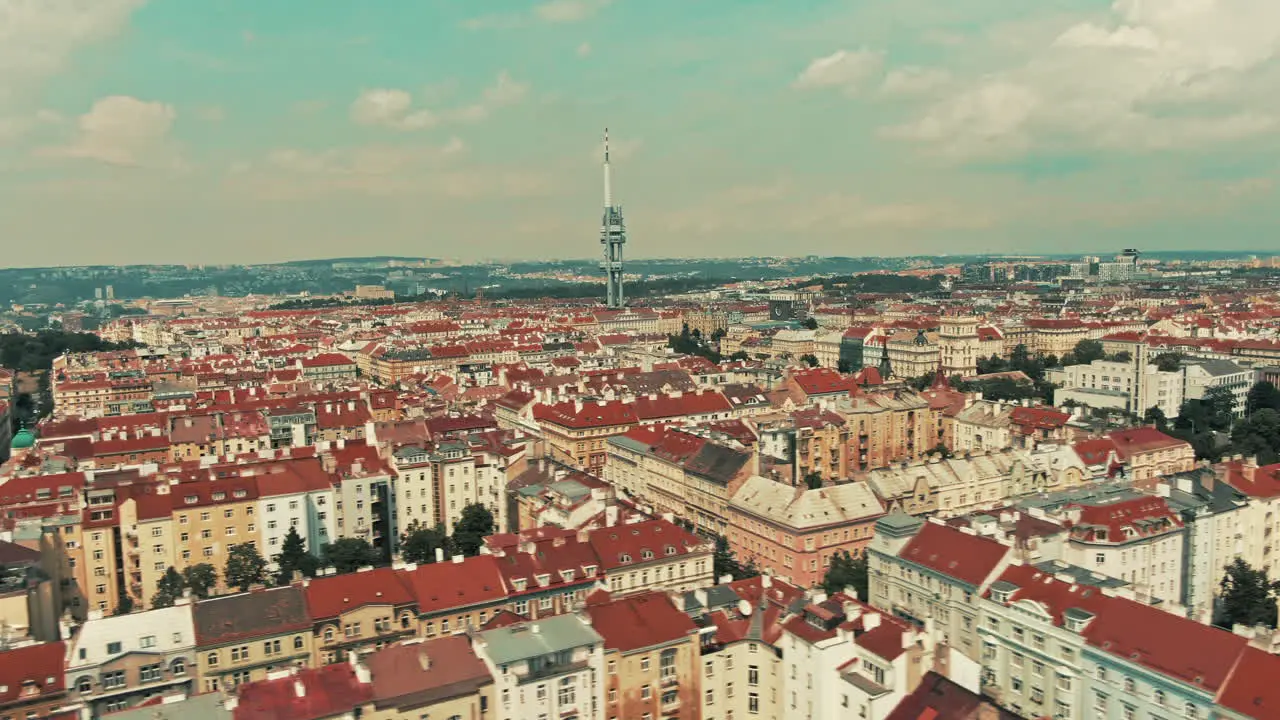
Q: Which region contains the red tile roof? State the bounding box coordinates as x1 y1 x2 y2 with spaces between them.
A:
398 556 507 615
897 521 1009 588
533 399 638 430
587 519 710 571
1108 427 1189 459
233 663 372 720
363 635 492 708
1067 496 1181 544
585 591 697 653
1218 645 1280 717
303 567 416 620
0 641 65 706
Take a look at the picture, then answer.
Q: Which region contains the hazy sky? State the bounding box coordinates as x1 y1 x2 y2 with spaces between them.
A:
2 0 1278 267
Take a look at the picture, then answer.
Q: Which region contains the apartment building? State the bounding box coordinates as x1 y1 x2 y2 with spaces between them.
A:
193 585 314 692
359 636 495 720
0 642 69 720
400 555 510 640
867 517 1012 660
64 602 197 715
170 476 260 592
589 519 715 596
727 475 885 587
534 399 639 471
471 614 606 720
304 567 419 664
586 591 701 720
253 458 336 566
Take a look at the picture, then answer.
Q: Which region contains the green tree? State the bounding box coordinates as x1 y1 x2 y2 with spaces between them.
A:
800 317 819 330
1215 558 1280 629
114 594 134 616
799 354 819 367
1204 386 1238 431
1071 339 1105 365
1246 381 1280 416
452 504 496 557
1143 405 1168 430
837 359 853 373
152 566 186 608
713 534 744 581
273 527 320 585
728 351 749 362
1109 350 1133 363
322 538 379 574
803 472 824 490
821 551 869 600
182 563 218 599
224 543 268 592
400 522 452 565
1229 409 1280 466
1152 352 1185 372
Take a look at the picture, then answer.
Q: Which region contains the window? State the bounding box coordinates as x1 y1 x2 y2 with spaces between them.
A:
76 676 93 693
1185 703 1199 719
171 658 186 676
608 660 617 675
662 690 678 707
101 671 125 689
641 656 651 672
294 635 305 650
558 677 576 706
641 685 652 700
540 596 554 611
705 660 714 678
536 684 547 701
608 689 617 703
706 688 714 706
106 641 122 655
748 665 759 686
1124 677 1135 693
231 645 249 662
207 652 219 667
263 639 281 656
140 664 162 683
748 692 760 714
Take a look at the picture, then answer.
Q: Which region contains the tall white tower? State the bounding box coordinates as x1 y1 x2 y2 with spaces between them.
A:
600 128 627 309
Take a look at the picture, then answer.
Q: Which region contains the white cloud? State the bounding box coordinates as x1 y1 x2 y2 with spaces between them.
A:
350 89 437 131
891 0 1280 158
535 0 610 23
880 67 951 96
50 95 178 167
792 49 883 92
0 0 146 96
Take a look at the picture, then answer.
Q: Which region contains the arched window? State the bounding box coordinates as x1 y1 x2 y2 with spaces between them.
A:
76 676 93 694
206 652 219 667
170 658 187 676
293 635 304 650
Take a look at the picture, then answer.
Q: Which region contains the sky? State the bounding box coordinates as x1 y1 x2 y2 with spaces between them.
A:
1 0 1278 267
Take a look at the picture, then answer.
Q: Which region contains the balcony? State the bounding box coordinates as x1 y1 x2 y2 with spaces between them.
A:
660 673 679 688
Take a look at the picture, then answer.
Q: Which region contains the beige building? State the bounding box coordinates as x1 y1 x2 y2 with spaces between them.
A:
304 567 419 665
885 330 940 380
938 315 981 377
586 591 702 720
193 585 315 692
359 636 495 720
171 476 261 593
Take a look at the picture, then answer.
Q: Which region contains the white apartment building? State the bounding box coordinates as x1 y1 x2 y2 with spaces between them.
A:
1059 495 1185 602
1182 359 1251 417
472 614 606 720
1048 359 1183 419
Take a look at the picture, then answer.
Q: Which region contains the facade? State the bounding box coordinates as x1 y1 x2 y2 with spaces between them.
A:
938 315 981 378
588 519 715 596
359 635 495 720
727 475 885 587
586 591 701 720
0 642 68 720
192 585 315 692
472 613 606 720
65 603 197 715
304 567 419 665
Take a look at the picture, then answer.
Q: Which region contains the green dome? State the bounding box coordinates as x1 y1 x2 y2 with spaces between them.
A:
11 429 35 449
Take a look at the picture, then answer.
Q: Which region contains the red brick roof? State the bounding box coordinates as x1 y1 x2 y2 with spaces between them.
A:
1067 496 1181 544
1108 427 1188 460
898 522 1009 588
363 635 492 707
533 399 638 430
584 591 696 653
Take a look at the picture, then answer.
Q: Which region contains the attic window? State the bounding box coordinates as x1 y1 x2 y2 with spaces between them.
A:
664 545 677 556
211 492 226 501
992 588 1012 603
184 495 198 504
642 550 655 560
620 553 632 563
233 489 247 499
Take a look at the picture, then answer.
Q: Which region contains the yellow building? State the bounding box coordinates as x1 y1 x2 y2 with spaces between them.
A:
303 568 419 665
193 585 315 692
171 476 260 592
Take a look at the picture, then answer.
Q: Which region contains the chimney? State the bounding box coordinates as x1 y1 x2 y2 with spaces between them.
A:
417 652 432 671
435 547 444 563
293 679 306 698
862 612 881 631
452 554 464 564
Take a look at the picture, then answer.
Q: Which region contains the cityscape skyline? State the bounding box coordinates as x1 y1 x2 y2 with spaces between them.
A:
2 0 1278 267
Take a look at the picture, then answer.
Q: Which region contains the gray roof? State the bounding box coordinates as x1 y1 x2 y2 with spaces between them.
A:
1188 359 1247 377
478 614 601 664
103 693 231 720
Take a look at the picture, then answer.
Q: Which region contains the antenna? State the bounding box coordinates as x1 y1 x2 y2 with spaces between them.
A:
603 127 612 208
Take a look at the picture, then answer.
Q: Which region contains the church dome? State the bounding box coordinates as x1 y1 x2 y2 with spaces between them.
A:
11 429 35 449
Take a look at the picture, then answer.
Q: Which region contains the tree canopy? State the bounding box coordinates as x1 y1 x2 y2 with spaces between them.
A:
1246 381 1280 416
452 504 495 557
182 563 218 599
224 543 268 592
821 551 869 600
273 527 321 585
0 330 142 372
323 538 380 574
1215 559 1280 629
400 522 453 565
151 567 186 608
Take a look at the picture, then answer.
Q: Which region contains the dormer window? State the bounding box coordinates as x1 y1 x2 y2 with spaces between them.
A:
642 549 655 560
536 573 551 587
619 553 632 563
233 489 247 499
512 579 527 592
211 492 226 501
664 545 676 556
584 565 597 576
184 496 198 505
560 569 575 583
992 588 1011 603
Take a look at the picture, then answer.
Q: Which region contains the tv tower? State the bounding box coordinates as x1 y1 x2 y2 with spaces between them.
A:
600 128 627 309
